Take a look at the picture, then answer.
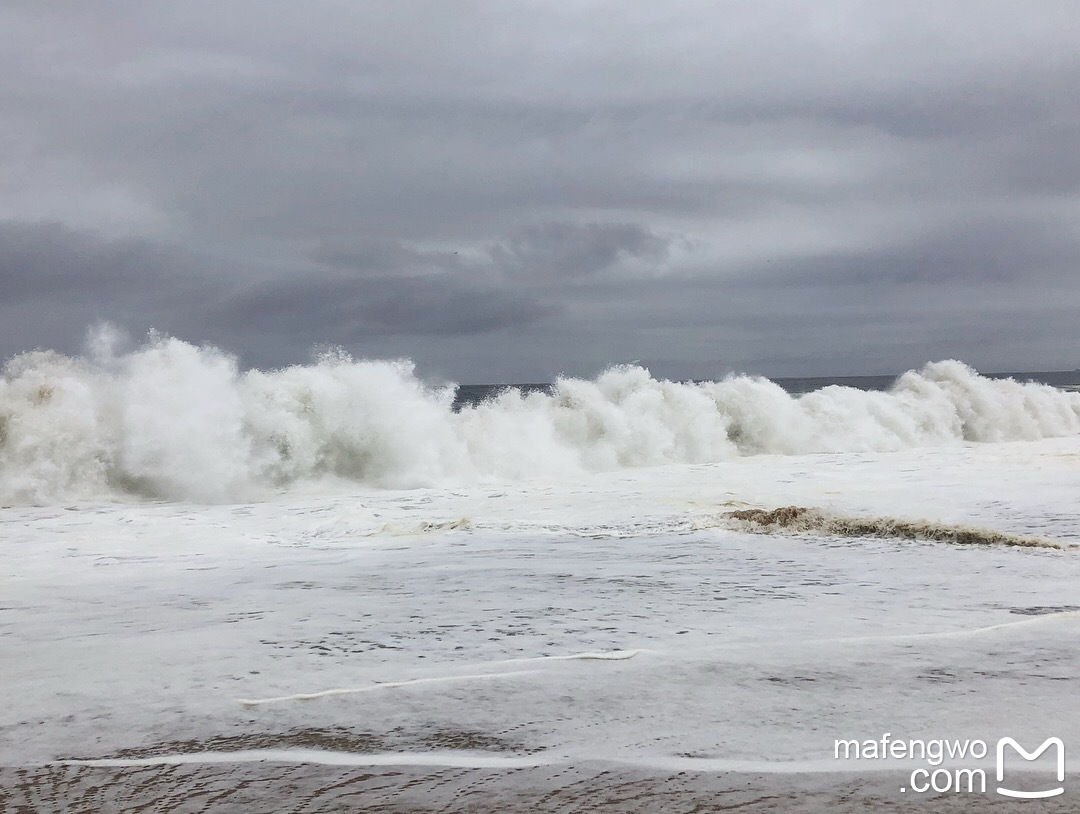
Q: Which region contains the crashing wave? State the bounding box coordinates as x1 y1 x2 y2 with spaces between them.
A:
2 326 1079 503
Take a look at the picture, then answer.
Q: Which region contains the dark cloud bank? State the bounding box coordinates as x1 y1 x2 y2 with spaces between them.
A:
1 1 1078 381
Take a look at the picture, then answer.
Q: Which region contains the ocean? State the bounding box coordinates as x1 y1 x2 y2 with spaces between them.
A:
454 370 1080 409
3 335 1080 811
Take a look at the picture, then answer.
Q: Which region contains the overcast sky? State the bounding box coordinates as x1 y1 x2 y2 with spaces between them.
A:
2 1 1078 382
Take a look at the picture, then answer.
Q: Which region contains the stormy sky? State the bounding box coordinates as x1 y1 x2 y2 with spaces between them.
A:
2 1 1078 382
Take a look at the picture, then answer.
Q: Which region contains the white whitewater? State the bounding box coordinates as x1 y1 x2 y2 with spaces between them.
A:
2 326 1079 504
3 328 1080 794
4 432 1080 770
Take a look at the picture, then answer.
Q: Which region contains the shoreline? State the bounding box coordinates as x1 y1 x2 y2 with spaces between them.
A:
4 760 1077 813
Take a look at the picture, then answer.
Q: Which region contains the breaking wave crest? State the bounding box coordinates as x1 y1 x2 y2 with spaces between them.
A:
2 327 1080 503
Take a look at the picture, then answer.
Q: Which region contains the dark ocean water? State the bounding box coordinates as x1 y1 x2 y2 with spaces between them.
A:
453 370 1080 410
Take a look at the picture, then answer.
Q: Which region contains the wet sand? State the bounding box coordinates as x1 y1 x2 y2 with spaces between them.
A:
3 730 1076 814
3 760 1077 813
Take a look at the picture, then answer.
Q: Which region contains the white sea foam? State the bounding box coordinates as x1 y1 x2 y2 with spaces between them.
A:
5 437 1080 767
236 650 643 706
237 669 541 707
2 326 1079 503
60 750 556 769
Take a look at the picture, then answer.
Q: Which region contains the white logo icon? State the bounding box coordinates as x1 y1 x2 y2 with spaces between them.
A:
996 737 1065 799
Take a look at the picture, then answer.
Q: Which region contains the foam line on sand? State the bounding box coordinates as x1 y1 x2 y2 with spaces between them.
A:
236 650 643 707
61 749 557 769
237 669 539 707
826 608 1080 645
516 649 645 663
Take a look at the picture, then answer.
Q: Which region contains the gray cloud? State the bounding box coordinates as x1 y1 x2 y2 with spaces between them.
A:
492 222 672 281
0 221 165 304
220 272 555 341
741 215 1080 288
1 1 1078 380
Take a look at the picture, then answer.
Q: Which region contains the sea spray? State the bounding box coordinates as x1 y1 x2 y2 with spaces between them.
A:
2 326 1079 504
